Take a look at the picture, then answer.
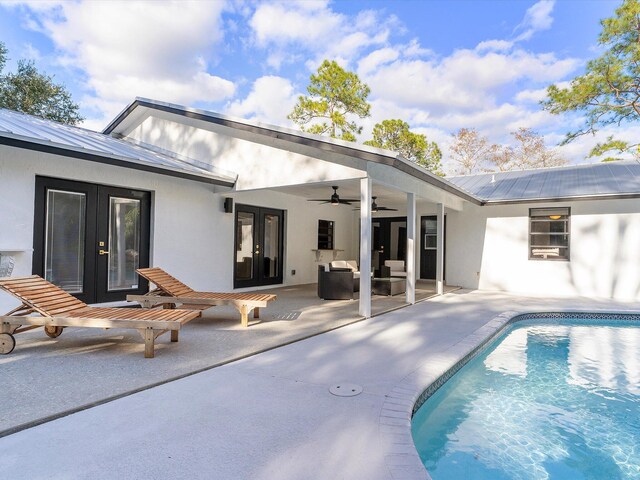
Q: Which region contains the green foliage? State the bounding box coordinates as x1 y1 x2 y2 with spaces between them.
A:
588 136 633 161
288 60 370 142
542 0 640 157
0 42 83 125
364 119 444 175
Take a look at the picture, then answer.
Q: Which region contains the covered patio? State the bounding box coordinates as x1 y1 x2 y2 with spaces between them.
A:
230 164 476 318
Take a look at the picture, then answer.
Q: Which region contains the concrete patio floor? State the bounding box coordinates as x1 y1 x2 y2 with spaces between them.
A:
0 280 456 435
1 289 637 480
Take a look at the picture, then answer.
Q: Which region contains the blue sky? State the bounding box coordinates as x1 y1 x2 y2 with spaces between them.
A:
0 0 631 172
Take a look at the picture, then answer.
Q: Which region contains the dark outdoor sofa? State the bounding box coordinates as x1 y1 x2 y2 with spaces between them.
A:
317 264 360 300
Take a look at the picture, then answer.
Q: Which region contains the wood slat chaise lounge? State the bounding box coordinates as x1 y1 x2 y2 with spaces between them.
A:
0 275 201 358
128 267 277 327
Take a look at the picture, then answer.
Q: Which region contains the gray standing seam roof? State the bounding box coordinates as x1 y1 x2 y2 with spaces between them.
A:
448 161 640 203
3 105 638 204
0 108 237 186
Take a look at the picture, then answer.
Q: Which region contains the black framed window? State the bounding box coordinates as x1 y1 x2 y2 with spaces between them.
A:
529 207 570 261
317 220 334 250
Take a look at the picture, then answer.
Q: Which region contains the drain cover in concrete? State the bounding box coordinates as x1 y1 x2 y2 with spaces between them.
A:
273 311 301 320
329 383 363 397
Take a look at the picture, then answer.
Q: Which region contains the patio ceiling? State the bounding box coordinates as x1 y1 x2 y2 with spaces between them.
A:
268 179 458 213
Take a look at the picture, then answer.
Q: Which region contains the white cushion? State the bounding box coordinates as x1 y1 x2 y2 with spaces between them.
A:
384 260 405 272
331 260 358 272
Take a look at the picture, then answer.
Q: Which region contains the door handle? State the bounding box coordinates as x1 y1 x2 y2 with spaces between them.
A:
99 249 110 255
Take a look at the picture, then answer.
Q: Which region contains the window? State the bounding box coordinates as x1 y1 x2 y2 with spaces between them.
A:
317 220 334 249
529 208 570 260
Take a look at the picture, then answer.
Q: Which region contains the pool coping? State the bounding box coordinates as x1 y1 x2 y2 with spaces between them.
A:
379 308 640 480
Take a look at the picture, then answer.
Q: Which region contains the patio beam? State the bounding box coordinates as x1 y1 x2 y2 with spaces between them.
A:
359 177 372 318
436 202 444 295
406 192 416 305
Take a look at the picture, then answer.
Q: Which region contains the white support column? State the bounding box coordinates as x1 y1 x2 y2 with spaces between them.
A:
436 202 445 295
406 192 416 305
359 177 372 318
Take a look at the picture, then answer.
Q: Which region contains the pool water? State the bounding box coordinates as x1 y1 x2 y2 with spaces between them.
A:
412 320 640 480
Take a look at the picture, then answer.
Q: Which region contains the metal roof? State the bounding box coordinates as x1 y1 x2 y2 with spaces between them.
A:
0 108 237 186
448 161 640 203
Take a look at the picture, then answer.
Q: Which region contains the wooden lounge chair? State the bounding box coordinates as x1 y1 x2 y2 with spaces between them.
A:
0 275 201 358
128 267 277 327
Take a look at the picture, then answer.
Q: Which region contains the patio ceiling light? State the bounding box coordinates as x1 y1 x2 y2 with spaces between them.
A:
331 190 340 205
549 215 562 220
371 197 378 213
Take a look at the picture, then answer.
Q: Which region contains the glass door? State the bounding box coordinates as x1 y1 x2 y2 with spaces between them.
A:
96 186 151 303
371 217 407 277
420 215 445 280
33 177 150 304
235 208 256 286
34 178 97 303
234 204 284 288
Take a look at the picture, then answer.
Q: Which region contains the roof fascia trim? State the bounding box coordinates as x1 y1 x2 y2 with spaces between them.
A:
0 135 235 187
484 192 640 205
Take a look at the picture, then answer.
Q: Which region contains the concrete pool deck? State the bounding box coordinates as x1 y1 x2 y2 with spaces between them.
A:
1 290 638 480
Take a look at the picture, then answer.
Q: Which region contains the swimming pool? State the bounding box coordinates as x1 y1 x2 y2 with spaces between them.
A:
411 315 640 480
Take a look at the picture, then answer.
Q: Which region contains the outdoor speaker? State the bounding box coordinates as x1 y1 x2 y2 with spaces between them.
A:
224 197 233 213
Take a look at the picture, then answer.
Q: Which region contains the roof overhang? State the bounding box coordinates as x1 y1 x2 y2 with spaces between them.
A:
104 98 483 206
483 192 640 205
0 132 237 187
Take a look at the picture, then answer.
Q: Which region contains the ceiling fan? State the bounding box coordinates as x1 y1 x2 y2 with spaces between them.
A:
354 196 398 213
307 186 360 206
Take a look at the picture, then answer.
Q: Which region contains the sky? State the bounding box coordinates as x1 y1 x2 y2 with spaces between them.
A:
0 0 634 173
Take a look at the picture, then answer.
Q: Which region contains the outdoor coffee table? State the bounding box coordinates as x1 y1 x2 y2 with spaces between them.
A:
371 277 406 296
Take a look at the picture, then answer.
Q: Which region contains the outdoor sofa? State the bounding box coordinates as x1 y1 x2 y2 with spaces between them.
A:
317 262 360 300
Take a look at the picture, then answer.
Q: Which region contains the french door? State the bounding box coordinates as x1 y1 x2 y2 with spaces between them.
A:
371 217 407 277
420 215 445 280
234 204 284 288
33 177 151 303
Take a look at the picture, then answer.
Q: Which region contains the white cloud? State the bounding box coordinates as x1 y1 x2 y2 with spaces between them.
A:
20 42 41 60
514 87 549 104
10 1 235 128
250 1 342 48
358 47 400 76
515 0 555 41
476 39 514 53
362 46 578 115
225 75 297 125
249 1 395 70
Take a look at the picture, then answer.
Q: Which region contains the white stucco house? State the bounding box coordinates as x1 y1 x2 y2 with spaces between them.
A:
1 98 639 317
